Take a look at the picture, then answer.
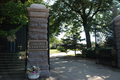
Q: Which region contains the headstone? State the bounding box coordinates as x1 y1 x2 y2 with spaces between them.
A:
27 4 49 77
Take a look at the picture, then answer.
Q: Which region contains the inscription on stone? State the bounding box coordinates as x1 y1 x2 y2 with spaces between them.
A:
29 40 47 50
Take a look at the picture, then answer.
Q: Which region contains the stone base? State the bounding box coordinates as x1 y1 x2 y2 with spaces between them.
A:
40 70 50 78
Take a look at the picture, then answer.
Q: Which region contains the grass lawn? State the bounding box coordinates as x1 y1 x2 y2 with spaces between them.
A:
66 54 83 57
50 49 63 54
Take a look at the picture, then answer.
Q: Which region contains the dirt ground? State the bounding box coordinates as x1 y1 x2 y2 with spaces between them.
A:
50 56 120 80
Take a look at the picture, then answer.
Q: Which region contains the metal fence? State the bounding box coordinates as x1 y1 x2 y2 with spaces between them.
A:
95 23 117 67
0 24 27 79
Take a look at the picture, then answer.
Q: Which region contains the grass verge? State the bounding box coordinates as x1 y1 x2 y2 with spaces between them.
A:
50 49 63 54
66 54 83 57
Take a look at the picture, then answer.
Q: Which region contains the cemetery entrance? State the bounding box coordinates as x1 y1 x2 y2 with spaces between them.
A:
0 25 27 79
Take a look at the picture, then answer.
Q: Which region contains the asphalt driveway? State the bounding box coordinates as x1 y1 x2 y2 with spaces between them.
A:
50 56 120 80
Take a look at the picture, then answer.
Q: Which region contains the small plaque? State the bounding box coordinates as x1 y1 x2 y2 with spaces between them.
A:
29 40 47 50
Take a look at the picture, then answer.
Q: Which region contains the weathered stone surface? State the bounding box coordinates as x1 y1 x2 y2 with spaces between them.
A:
115 23 120 27
116 30 120 34
29 28 47 34
29 22 38 28
30 18 48 23
27 64 49 70
39 64 49 70
29 34 48 40
27 8 49 12
28 51 48 58
40 70 50 78
116 33 120 37
28 12 49 18
113 15 120 26
27 61 38 66
30 4 46 9
27 4 50 77
38 34 47 40
38 23 47 29
28 58 48 63
116 26 120 29
116 38 120 42
29 34 38 40
29 22 47 29
27 62 49 70
27 61 48 67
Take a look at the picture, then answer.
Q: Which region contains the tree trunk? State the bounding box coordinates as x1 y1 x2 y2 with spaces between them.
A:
84 27 91 48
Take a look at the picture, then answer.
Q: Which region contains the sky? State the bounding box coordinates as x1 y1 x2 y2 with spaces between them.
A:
56 31 95 44
44 0 55 5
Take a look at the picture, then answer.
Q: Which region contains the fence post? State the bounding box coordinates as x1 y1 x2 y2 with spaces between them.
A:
112 15 120 68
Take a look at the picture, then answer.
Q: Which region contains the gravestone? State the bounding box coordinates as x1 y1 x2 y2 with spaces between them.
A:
112 15 120 68
27 4 49 77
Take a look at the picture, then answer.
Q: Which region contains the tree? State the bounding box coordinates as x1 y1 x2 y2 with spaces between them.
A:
0 0 28 4
50 37 60 48
61 26 85 56
50 0 113 48
0 0 44 37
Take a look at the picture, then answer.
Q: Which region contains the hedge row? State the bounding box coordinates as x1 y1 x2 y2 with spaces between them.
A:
82 47 113 58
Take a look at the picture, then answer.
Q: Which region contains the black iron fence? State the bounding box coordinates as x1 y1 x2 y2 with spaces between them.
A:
0 25 27 52
96 49 117 67
94 23 117 67
0 24 27 78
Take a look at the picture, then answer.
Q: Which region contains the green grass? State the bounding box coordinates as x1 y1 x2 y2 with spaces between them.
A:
66 54 83 57
66 54 75 56
50 49 63 54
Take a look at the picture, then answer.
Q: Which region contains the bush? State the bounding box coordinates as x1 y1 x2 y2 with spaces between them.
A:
82 47 96 58
51 46 56 49
82 49 87 57
57 46 66 52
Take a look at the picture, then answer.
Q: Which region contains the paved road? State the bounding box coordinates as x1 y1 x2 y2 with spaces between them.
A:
49 53 120 80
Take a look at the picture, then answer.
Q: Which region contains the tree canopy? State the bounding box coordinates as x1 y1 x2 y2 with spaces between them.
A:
0 0 44 37
50 0 114 48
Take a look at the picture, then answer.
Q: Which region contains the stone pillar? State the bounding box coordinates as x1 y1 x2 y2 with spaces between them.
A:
112 15 120 68
27 4 49 77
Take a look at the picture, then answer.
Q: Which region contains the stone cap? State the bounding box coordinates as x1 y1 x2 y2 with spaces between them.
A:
27 4 49 17
113 15 120 21
27 4 49 12
30 4 46 9
112 15 120 26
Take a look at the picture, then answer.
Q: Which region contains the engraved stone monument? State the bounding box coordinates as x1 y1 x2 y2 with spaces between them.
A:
27 4 49 77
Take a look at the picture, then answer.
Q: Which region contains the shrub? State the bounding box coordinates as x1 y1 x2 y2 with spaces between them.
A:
82 47 96 58
57 46 66 52
51 46 56 49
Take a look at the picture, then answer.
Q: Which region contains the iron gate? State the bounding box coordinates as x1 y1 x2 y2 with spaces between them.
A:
95 23 117 67
0 25 27 79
